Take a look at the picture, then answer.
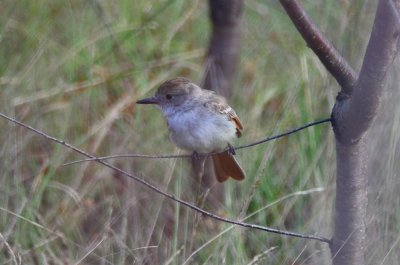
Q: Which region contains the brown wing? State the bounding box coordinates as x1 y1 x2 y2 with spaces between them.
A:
231 116 243 137
206 97 244 138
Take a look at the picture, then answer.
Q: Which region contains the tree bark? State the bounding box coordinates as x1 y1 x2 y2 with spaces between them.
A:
331 139 368 264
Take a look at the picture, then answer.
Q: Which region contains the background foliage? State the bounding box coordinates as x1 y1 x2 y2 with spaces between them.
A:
0 0 398 264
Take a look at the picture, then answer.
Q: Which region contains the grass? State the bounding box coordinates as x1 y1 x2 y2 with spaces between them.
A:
0 0 399 264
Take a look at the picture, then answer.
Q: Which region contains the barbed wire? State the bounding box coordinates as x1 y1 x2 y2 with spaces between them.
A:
62 117 332 166
0 112 331 244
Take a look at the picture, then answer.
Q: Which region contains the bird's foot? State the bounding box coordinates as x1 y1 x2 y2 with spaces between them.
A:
192 151 201 161
227 143 236 155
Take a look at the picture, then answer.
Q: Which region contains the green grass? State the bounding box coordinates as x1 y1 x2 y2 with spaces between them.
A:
1 0 399 264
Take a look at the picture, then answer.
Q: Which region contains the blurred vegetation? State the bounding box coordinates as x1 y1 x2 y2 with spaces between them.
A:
0 0 398 264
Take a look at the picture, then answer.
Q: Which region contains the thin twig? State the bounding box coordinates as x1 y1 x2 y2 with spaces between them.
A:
0 112 330 244
279 0 357 94
63 118 331 166
182 188 325 265
0 232 18 265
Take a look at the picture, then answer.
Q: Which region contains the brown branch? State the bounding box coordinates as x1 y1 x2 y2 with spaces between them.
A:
0 112 330 244
279 0 357 94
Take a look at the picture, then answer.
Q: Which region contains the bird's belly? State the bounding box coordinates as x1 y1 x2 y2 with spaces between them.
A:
166 111 236 153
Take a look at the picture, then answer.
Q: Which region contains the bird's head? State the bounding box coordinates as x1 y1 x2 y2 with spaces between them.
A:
136 77 201 110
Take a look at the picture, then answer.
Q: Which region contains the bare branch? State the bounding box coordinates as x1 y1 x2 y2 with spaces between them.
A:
62 118 331 166
0 112 330 244
279 0 357 94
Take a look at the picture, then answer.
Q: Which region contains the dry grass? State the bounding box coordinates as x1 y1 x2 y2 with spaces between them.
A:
0 0 398 264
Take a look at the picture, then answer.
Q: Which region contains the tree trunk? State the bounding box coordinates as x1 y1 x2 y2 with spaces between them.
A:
279 0 400 264
331 139 368 264
331 1 399 264
195 0 244 206
203 0 243 98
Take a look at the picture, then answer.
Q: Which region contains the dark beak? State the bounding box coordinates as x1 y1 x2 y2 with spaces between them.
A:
136 96 159 105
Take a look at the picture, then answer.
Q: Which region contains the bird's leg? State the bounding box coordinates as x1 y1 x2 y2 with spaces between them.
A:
191 151 206 179
227 143 236 155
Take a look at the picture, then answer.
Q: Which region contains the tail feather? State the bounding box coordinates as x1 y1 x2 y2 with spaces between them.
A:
212 151 245 182
212 154 230 182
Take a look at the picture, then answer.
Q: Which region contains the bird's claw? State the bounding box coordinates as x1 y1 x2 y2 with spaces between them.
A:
192 151 201 161
228 143 236 155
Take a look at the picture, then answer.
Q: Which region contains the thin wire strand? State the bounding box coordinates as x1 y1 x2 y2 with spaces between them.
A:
235 117 331 150
62 117 332 166
0 112 331 244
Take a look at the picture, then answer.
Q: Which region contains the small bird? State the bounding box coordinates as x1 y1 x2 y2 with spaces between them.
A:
136 77 245 182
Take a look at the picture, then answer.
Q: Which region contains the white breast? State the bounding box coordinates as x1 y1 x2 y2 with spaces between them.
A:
164 106 236 153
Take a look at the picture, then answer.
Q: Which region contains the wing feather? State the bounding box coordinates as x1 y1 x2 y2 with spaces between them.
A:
205 97 243 138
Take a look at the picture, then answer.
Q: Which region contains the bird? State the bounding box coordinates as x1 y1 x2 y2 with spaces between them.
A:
136 77 245 182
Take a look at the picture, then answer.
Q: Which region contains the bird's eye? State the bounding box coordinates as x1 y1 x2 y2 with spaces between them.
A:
166 94 172 100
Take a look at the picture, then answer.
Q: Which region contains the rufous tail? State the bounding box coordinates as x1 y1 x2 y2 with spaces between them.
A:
212 151 245 182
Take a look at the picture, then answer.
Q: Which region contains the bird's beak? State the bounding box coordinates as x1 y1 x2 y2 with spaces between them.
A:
136 96 159 105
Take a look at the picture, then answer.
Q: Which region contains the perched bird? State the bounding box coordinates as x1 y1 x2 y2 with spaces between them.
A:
136 77 245 182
